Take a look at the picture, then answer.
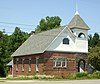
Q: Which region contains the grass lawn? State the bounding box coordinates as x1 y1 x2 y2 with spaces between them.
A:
0 72 100 81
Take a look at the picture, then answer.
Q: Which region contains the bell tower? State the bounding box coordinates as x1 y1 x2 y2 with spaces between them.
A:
68 0 90 72
68 0 90 53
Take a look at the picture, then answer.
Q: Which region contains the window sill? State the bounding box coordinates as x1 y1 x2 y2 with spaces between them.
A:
22 70 24 72
28 70 31 72
16 70 18 72
53 67 67 69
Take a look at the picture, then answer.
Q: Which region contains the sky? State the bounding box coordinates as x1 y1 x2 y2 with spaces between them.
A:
0 0 100 35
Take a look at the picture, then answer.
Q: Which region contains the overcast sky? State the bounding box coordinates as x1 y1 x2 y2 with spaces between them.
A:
0 0 99 34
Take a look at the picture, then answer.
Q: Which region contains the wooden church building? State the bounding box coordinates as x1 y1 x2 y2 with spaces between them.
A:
8 10 90 77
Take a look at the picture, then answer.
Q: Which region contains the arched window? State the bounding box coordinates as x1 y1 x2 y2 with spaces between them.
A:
63 38 69 44
78 33 85 38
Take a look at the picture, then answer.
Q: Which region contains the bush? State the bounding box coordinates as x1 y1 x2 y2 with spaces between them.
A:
76 72 88 78
54 75 63 79
66 74 76 80
92 71 100 79
33 75 54 80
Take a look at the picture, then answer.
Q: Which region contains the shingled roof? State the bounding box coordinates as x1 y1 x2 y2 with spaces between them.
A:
11 13 89 57
11 26 66 57
7 60 13 66
68 14 90 30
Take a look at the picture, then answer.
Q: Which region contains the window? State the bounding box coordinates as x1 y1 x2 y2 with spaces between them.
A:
21 59 24 71
16 58 18 71
63 38 69 44
36 57 39 72
8 67 11 72
62 58 67 67
57 58 62 67
53 57 57 67
28 58 31 71
53 57 67 68
78 33 85 38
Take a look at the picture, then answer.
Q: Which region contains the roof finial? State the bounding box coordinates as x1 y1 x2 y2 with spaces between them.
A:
75 0 79 15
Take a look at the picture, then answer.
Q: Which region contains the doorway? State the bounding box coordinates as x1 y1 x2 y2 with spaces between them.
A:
78 59 85 72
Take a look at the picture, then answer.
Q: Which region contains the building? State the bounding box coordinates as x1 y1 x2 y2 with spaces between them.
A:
8 10 90 77
7 60 13 76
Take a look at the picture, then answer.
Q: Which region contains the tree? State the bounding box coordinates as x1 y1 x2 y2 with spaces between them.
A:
8 27 29 55
88 33 100 71
0 27 29 77
88 33 100 47
92 33 100 47
0 31 9 77
88 46 100 71
88 34 93 47
35 16 62 33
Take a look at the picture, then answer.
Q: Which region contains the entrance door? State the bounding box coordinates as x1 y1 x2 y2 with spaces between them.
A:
78 59 85 72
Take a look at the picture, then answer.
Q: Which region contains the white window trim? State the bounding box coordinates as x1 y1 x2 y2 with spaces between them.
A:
63 59 67 67
16 58 18 71
36 57 39 72
53 57 67 68
53 58 57 67
28 58 31 72
21 59 24 71
57 58 62 67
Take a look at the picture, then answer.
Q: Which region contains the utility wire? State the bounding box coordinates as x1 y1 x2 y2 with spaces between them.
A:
0 25 35 29
0 21 36 27
0 21 99 34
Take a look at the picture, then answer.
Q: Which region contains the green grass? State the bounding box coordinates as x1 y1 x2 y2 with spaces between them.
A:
66 72 100 80
0 71 100 80
6 76 33 80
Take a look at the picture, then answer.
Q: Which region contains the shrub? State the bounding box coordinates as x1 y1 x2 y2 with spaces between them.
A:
87 74 93 79
33 75 54 80
66 74 76 80
7 76 33 80
76 72 88 78
54 75 63 79
92 71 100 79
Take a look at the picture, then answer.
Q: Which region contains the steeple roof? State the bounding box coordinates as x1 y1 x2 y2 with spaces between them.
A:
68 13 90 30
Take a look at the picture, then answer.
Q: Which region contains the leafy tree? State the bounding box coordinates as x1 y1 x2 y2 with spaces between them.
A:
35 16 62 33
88 33 100 71
88 33 100 47
88 46 100 71
8 27 29 55
0 27 29 77
88 34 93 47
0 31 10 77
92 33 100 47
0 16 60 76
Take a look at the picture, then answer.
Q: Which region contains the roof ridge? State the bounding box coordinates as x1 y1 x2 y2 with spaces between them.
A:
34 26 66 35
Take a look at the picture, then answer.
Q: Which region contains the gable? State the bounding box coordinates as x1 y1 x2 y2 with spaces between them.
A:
46 27 75 52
